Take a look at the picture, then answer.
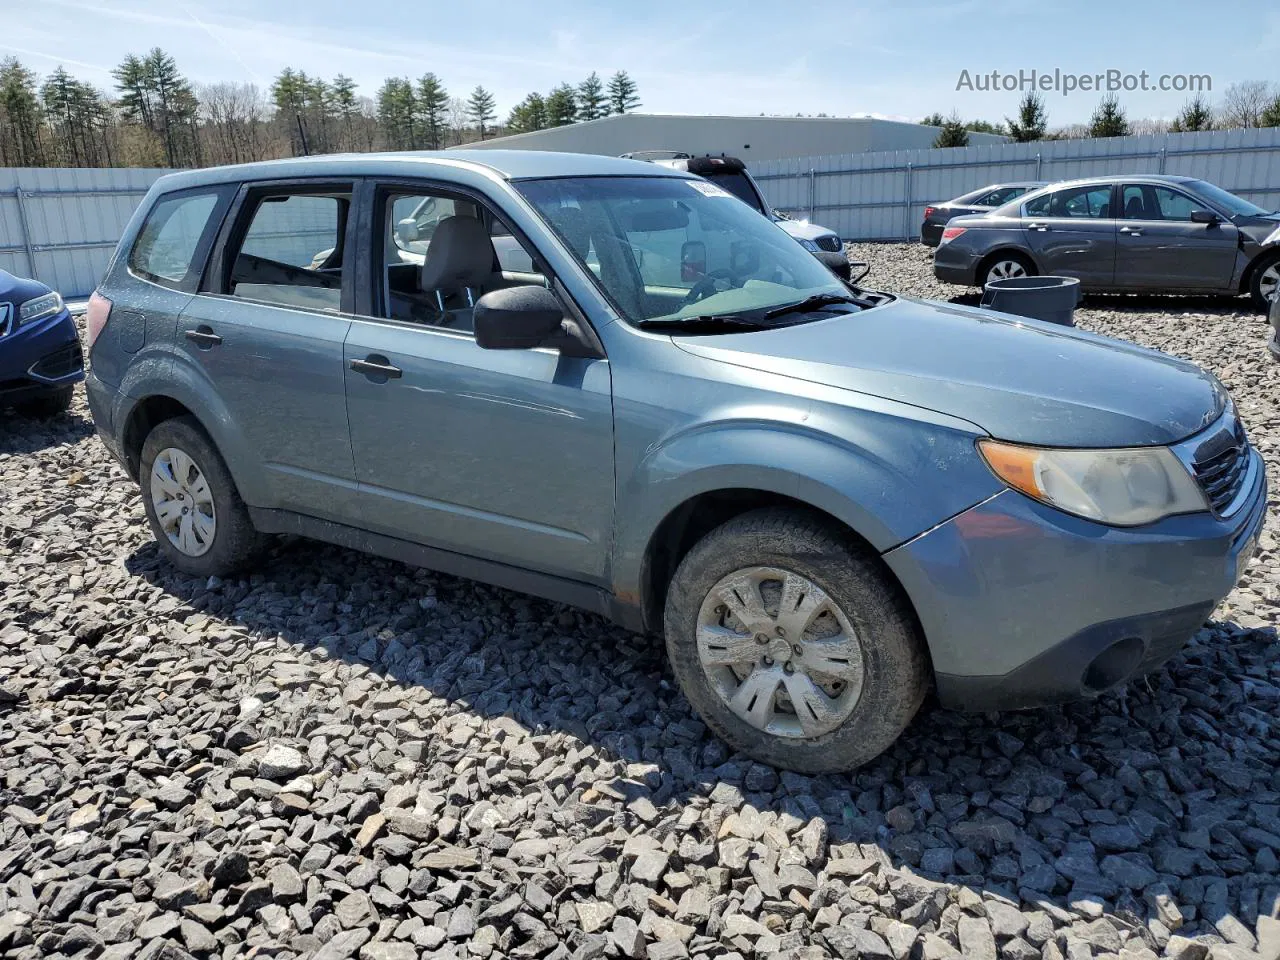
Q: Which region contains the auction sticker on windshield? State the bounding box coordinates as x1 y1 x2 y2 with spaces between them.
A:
687 181 734 199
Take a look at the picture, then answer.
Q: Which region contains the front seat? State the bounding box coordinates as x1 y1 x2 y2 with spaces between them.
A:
1124 194 1146 219
419 216 497 329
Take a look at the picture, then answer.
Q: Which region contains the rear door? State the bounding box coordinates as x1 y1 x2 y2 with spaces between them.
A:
176 180 360 521
1113 183 1240 289
1021 183 1118 286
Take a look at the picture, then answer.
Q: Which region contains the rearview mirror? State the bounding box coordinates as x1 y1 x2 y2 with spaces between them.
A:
474 286 565 350
1190 209 1220 225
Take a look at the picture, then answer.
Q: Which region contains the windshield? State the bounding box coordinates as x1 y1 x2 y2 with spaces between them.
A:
515 175 850 326
1187 180 1272 218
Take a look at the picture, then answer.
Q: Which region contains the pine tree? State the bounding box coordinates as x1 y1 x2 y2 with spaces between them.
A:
545 84 577 127
271 68 312 154
415 73 448 149
1170 95 1214 132
1088 95 1130 138
376 77 417 150
932 114 969 148
920 112 946 127
1262 94 1280 128
576 72 606 121
607 70 640 114
507 93 547 134
467 86 496 140
113 49 198 166
331 74 358 150
1005 92 1048 142
0 57 45 166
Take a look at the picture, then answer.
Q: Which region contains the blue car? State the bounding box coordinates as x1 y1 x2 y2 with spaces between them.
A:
0 270 83 417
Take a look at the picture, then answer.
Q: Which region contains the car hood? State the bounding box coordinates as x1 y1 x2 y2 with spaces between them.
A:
0 269 49 305
673 297 1226 447
776 219 840 242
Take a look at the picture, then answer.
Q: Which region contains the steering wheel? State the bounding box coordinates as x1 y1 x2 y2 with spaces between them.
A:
680 269 736 308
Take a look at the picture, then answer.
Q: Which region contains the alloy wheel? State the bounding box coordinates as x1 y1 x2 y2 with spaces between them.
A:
1261 263 1280 304
150 447 217 557
695 566 865 739
987 259 1028 282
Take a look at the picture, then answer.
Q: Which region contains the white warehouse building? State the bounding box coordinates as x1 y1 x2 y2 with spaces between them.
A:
453 113 1008 163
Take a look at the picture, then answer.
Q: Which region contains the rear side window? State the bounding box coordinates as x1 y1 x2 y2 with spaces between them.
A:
128 190 228 289
1026 185 1112 219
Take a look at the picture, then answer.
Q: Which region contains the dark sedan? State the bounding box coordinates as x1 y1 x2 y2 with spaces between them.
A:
920 182 1047 246
934 175 1280 311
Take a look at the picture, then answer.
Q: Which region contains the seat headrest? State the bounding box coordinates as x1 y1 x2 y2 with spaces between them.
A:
420 216 494 292
1124 196 1145 218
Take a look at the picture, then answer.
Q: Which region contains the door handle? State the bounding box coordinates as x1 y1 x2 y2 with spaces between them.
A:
350 356 403 380
1026 222 1051 232
185 326 222 348
1120 226 1143 236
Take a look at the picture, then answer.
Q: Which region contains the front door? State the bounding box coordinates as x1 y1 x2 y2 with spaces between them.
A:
1021 183 1117 286
342 182 615 584
178 181 360 521
1113 183 1240 290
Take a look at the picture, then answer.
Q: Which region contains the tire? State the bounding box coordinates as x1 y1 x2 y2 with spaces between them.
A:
14 385 73 418
139 415 264 577
1249 252 1280 313
979 251 1036 288
663 508 930 773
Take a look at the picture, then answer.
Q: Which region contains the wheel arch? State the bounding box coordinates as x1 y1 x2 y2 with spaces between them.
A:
975 246 1039 282
1240 247 1280 296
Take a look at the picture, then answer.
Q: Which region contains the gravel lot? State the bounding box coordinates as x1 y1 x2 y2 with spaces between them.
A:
3 245 1279 960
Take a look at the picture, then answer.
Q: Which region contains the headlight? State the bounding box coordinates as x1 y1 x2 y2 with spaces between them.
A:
796 238 820 252
978 439 1208 526
18 291 64 326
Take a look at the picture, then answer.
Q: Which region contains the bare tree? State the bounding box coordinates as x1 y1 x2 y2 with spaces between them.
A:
197 82 270 164
446 96 469 145
1220 81 1276 129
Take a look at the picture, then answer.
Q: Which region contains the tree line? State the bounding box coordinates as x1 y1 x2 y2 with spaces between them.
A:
0 49 643 169
925 81 1280 148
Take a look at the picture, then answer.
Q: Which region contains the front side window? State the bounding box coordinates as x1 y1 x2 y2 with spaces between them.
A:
378 188 546 334
226 189 350 312
129 190 226 288
516 176 851 326
1026 185 1112 219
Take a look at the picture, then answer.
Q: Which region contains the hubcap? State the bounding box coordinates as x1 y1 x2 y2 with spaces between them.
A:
1261 264 1280 304
695 566 865 740
988 259 1027 282
150 447 216 557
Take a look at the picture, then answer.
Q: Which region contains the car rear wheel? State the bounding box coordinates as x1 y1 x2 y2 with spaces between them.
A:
14 385 73 419
1250 253 1280 313
980 252 1036 287
663 508 930 772
140 416 264 577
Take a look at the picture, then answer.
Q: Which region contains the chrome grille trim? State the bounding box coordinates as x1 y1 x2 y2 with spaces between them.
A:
1170 403 1256 520
0 303 11 338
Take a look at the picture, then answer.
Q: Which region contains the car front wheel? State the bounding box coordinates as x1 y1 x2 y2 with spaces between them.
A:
663 508 930 773
139 416 264 577
1251 252 1280 313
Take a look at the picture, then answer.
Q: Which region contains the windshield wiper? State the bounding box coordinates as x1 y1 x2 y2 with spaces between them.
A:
761 293 872 320
636 313 775 332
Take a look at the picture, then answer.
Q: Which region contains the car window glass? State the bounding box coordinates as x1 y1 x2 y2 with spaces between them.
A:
379 190 547 335
1153 186 1208 221
228 191 348 312
129 192 222 286
981 187 1019 207
1030 185 1111 219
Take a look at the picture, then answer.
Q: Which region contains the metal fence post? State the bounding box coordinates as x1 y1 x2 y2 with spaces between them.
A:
903 163 913 241
1035 152 1042 179
1159 147 1167 174
13 188 38 281
808 169 816 219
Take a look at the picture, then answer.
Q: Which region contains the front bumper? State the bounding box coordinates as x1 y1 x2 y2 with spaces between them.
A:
0 309 84 405
885 450 1267 712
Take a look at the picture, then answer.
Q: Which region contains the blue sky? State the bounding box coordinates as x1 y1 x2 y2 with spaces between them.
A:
3 0 1277 126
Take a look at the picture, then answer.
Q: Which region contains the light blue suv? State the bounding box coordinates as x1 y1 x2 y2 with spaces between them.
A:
85 151 1266 772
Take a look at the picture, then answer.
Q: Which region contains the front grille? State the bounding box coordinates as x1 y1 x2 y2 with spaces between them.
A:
815 235 843 252
29 341 84 380
1190 415 1250 515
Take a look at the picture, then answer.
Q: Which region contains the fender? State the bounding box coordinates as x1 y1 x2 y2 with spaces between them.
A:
114 343 272 506
610 413 1004 612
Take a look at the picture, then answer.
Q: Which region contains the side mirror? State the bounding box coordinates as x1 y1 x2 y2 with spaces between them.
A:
1190 209 1220 225
474 286 565 350
395 218 421 243
730 241 760 276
